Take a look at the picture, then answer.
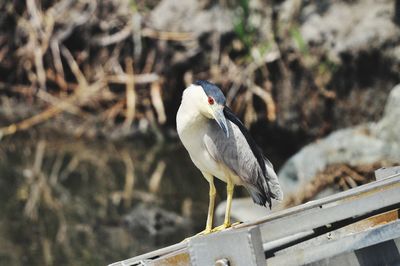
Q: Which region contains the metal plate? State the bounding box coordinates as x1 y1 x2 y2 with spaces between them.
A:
188 226 265 266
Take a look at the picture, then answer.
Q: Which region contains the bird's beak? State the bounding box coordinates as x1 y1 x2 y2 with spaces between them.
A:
212 106 229 138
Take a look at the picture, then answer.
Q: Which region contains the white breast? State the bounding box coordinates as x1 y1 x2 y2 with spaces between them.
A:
176 94 228 182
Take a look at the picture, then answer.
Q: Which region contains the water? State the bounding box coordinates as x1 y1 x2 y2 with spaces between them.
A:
0 129 289 265
0 133 213 265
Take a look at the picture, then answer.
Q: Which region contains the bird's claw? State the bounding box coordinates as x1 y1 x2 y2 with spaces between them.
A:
182 228 212 242
211 223 230 232
182 221 243 242
211 221 241 233
195 228 213 236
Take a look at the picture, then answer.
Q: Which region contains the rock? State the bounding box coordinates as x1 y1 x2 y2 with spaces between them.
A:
267 0 400 140
278 84 400 196
123 203 189 237
102 226 135 251
374 84 400 144
296 0 400 61
149 0 235 36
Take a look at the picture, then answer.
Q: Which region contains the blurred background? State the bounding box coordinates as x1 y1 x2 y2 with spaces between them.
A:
0 0 400 265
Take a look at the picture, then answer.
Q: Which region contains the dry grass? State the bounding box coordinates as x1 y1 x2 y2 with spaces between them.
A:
283 162 396 207
0 0 297 139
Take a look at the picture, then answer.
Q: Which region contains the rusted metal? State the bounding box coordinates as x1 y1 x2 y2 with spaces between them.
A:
268 219 400 266
151 252 191 266
108 243 187 266
277 209 400 253
340 209 399 234
248 172 400 244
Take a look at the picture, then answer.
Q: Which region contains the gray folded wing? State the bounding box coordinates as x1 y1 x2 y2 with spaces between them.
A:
203 108 283 208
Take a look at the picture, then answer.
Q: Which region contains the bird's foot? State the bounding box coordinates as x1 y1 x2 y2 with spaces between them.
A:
211 222 231 232
182 228 212 242
195 228 213 236
211 224 229 233
211 221 241 233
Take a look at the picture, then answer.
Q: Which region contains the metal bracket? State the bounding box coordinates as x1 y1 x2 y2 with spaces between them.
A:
375 166 400 180
188 226 265 266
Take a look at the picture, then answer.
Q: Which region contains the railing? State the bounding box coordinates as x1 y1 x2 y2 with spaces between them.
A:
109 167 400 266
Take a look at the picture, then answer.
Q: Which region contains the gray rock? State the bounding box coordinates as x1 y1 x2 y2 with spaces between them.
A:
124 203 188 236
278 84 400 195
296 0 400 60
149 0 235 36
374 84 400 144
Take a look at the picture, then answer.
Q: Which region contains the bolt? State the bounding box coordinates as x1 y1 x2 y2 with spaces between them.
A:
215 258 230 266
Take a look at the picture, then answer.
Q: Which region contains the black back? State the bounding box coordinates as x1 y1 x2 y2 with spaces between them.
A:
223 106 267 177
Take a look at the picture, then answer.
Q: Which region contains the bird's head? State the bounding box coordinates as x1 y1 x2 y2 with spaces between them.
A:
183 80 229 137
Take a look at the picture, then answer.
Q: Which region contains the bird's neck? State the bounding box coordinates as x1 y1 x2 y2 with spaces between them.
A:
176 97 209 137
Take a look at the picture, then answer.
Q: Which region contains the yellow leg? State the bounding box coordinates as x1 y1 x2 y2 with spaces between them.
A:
196 175 216 236
205 178 216 233
224 180 234 227
183 175 216 241
212 180 235 232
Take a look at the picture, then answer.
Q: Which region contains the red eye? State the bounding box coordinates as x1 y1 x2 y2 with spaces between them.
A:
208 97 214 105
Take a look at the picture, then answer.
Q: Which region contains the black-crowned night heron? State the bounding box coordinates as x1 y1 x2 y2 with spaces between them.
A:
176 80 283 234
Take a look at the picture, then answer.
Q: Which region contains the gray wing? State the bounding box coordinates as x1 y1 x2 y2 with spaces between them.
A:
203 108 283 208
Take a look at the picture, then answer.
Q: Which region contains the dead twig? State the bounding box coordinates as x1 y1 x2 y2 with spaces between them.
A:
24 140 47 219
121 150 135 208
283 164 378 207
92 23 133 46
150 82 167 124
142 28 195 41
123 57 136 130
0 106 62 137
36 90 86 117
60 45 88 90
250 84 277 122
148 160 166 194
106 73 159 85
0 79 106 138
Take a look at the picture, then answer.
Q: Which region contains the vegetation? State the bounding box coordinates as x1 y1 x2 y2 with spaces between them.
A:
0 0 398 265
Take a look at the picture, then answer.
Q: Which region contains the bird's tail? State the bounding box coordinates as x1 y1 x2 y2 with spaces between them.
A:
246 160 283 209
264 162 283 202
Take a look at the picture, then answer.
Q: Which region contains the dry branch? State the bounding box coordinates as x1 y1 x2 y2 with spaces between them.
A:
150 82 167 124
121 150 135 208
141 28 195 41
283 163 382 207
0 0 313 139
0 106 62 137
123 57 136 130
149 160 166 193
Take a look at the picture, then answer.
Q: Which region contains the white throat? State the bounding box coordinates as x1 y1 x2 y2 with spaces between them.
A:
176 84 209 136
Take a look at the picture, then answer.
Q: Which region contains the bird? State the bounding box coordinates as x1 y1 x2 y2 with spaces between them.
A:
176 80 283 235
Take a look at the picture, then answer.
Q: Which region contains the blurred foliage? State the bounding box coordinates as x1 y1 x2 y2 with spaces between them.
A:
0 0 399 265
0 0 397 141
290 26 308 55
233 0 257 52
